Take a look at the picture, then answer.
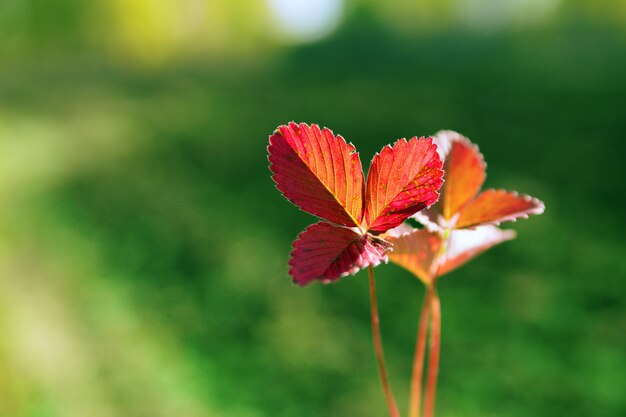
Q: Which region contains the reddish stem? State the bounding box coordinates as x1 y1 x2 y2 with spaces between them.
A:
409 287 433 417
367 266 401 417
423 290 441 417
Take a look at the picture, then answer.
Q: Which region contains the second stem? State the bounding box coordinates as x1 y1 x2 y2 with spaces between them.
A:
408 287 433 417
423 289 441 417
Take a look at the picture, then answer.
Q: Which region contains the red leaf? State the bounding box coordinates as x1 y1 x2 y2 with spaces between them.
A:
364 137 443 233
455 189 545 229
268 122 364 227
433 131 486 220
289 222 391 286
438 226 516 275
387 228 442 285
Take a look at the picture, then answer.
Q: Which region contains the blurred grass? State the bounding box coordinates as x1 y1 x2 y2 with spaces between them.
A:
0 8 625 417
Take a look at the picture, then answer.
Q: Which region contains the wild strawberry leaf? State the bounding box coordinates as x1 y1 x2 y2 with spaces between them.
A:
455 189 545 229
433 131 486 220
289 222 391 286
438 226 516 275
268 122 364 227
386 228 441 285
364 137 443 233
387 225 516 284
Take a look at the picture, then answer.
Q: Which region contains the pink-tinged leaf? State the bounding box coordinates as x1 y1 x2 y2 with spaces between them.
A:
289 222 391 286
438 226 516 276
455 189 545 229
387 228 442 285
365 137 443 233
433 131 486 220
268 122 364 227
412 209 444 232
388 225 516 284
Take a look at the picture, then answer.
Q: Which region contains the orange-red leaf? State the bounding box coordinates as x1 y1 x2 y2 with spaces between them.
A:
289 222 391 286
387 228 441 285
455 189 545 229
365 137 443 233
438 226 516 275
269 122 364 227
387 225 516 284
433 131 486 220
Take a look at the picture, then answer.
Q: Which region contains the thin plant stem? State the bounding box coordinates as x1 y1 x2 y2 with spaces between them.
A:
419 228 449 417
367 266 401 417
408 287 433 417
423 290 441 417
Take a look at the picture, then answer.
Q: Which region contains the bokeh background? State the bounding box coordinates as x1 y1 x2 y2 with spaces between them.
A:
1 1 625 416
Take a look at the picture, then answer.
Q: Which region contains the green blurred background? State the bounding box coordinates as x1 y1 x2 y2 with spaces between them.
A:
0 1 625 416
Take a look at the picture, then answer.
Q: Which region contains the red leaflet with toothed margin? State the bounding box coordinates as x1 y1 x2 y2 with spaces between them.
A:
268 122 364 227
268 122 444 285
434 131 486 220
365 137 443 232
426 131 545 230
455 189 545 229
289 222 392 286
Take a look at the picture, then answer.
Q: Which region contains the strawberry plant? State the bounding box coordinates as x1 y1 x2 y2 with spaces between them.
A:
386 130 544 417
267 124 544 417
